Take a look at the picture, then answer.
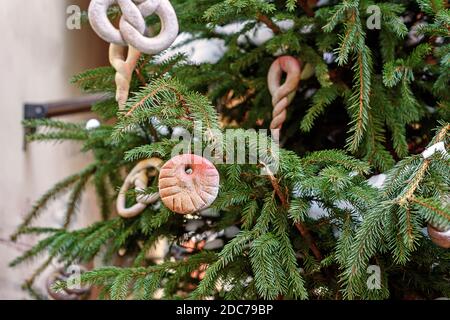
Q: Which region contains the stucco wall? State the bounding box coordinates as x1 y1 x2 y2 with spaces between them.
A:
0 0 108 299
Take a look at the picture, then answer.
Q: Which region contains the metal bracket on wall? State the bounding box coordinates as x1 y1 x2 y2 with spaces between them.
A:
23 94 107 150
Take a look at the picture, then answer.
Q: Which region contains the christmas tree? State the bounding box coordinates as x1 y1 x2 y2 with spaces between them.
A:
11 0 449 300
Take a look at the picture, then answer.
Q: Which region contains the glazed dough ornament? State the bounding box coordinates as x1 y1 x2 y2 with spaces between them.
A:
267 56 302 142
427 224 450 249
88 0 179 108
117 158 163 218
109 44 141 108
159 154 220 215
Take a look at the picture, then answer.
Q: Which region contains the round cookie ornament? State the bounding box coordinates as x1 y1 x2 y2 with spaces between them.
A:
158 154 219 214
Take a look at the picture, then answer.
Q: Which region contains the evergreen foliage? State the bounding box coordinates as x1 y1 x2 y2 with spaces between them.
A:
11 0 449 300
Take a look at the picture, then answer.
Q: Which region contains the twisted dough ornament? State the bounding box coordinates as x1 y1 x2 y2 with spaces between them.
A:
158 154 220 215
88 0 179 54
267 56 302 142
428 224 450 249
117 158 163 218
109 44 141 109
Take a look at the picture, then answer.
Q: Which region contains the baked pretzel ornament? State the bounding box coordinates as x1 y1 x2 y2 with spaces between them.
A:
267 56 302 142
116 158 163 218
159 154 220 215
88 0 179 108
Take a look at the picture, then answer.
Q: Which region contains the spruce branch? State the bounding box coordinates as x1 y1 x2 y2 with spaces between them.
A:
22 119 85 131
397 124 449 205
71 66 116 93
256 13 281 34
63 170 93 228
11 164 97 241
341 123 449 299
397 160 431 206
297 0 316 17
125 81 169 117
23 256 54 292
346 45 373 152
411 197 450 224
114 78 219 143
261 161 323 261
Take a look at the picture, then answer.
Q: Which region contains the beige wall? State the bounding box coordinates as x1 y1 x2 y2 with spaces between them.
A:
0 0 108 299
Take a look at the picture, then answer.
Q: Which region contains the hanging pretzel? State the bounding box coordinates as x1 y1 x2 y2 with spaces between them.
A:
89 0 179 109
267 56 302 142
117 158 163 218
88 0 179 55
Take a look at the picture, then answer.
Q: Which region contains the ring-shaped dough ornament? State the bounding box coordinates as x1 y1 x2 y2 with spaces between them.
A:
117 158 164 218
